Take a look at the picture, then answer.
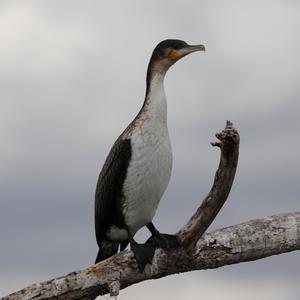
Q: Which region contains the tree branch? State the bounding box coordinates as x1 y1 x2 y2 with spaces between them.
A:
3 213 300 300
3 121 299 300
179 120 239 248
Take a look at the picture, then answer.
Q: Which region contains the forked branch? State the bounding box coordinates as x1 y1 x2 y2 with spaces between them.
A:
178 120 239 247
3 121 299 300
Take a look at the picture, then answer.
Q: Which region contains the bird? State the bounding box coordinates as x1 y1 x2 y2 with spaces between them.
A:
95 39 205 271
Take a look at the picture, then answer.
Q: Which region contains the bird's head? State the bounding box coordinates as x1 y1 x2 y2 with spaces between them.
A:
149 39 205 72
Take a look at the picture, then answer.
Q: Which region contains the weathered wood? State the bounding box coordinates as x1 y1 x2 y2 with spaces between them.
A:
3 121 299 300
2 213 300 300
178 120 239 248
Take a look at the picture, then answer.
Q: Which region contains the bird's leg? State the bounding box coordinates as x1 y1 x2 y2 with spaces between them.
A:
146 222 181 249
129 234 156 272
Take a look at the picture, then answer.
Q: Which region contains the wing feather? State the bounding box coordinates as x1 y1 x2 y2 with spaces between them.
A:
94 138 131 246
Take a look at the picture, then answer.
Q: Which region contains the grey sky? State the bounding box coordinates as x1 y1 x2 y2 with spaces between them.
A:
0 1 299 298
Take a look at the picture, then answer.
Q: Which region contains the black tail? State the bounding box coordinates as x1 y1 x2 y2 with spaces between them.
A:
120 239 129 251
95 239 119 264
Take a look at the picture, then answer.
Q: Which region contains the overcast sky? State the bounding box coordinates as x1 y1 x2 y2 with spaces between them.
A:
0 1 299 299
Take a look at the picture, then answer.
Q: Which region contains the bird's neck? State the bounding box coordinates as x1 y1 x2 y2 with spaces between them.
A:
142 64 167 123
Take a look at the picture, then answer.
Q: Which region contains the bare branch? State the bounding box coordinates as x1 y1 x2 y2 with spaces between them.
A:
3 121 299 300
178 120 239 247
3 212 300 300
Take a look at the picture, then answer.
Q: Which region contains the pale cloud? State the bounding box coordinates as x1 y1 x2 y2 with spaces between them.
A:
0 1 299 298
104 272 299 300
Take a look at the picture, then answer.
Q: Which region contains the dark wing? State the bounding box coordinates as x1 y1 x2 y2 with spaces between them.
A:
95 138 131 246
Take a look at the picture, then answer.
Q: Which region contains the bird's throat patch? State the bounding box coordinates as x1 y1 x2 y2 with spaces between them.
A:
169 49 181 60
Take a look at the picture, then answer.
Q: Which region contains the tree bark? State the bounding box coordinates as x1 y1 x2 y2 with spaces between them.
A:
2 121 299 300
179 120 239 248
3 213 300 300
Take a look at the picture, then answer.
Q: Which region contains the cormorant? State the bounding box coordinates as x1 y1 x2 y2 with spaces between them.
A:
95 39 205 271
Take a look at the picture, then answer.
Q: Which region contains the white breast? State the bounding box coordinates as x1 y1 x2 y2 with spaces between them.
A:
122 70 172 235
123 121 172 235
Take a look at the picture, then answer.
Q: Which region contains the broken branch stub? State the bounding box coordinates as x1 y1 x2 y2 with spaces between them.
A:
2 120 242 300
178 120 240 248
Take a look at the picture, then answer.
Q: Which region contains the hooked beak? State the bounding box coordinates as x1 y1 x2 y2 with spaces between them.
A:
168 43 206 61
179 44 206 57
177 45 205 59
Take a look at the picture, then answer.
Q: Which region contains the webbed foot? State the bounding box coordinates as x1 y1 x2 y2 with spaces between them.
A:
146 222 181 249
130 241 156 272
146 232 181 249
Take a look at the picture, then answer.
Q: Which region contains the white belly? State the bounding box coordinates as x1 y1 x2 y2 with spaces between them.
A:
122 123 172 235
